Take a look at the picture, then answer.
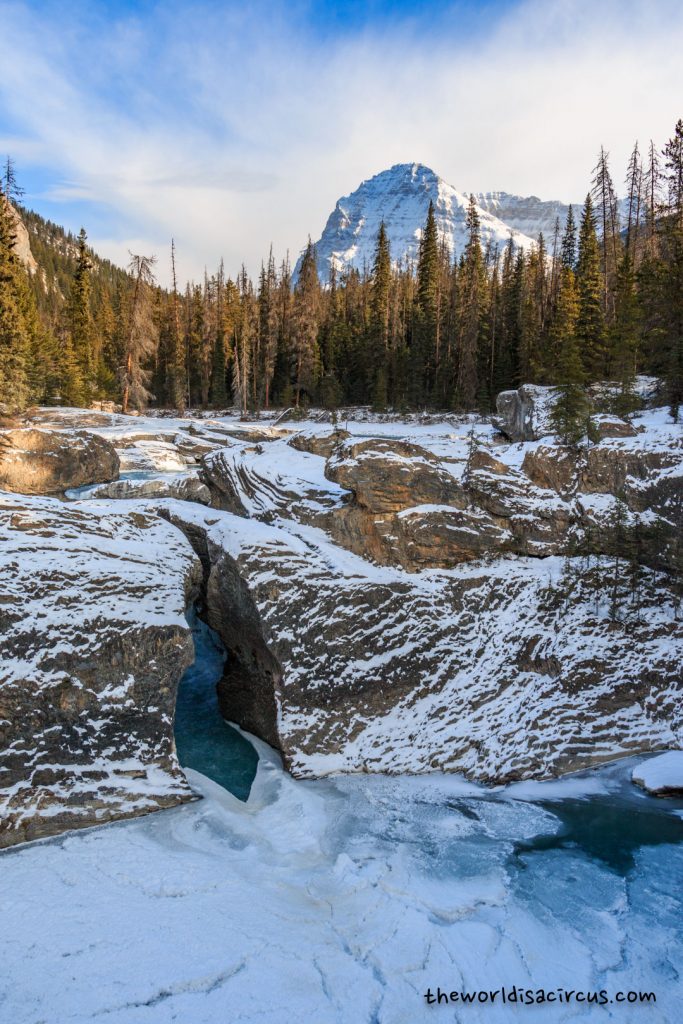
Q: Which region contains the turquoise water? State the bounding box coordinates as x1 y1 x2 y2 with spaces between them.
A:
174 613 258 801
513 787 683 875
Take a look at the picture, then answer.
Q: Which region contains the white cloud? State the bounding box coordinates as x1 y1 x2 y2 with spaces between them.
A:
0 0 681 285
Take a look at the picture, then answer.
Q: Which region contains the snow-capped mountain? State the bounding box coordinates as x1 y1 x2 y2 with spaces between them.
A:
303 163 552 280
472 191 572 243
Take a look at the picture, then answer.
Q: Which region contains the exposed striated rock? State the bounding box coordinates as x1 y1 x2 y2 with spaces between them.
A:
288 429 350 458
326 438 468 513
0 494 202 849
163 501 683 782
492 384 557 441
0 428 120 494
201 430 681 572
202 442 346 520
580 445 683 507
84 473 212 505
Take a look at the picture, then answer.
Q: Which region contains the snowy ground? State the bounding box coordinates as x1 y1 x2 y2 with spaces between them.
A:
1 747 682 1024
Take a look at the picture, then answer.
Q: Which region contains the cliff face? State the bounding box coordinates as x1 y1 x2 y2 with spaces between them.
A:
3 198 38 273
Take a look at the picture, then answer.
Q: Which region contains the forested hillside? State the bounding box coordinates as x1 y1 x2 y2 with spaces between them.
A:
1 120 682 431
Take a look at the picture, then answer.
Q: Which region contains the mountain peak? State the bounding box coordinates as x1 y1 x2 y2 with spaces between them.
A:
304 164 546 281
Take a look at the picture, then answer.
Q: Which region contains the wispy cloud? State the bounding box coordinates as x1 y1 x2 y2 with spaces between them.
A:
0 0 681 285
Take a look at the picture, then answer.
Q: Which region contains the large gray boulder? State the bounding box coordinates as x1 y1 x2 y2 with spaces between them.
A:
492 384 557 441
0 428 120 494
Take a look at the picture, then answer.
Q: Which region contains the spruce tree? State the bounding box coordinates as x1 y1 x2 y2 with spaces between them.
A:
65 227 95 404
412 201 440 405
561 205 577 270
369 221 391 406
549 267 589 445
576 193 607 380
456 196 486 409
609 252 640 417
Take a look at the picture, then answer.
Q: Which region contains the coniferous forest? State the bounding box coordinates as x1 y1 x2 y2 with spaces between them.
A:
1 120 682 436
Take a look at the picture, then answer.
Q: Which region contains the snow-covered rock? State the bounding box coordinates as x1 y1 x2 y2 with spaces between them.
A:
632 751 683 796
83 472 212 505
0 427 120 494
0 493 201 848
326 437 467 513
303 163 537 281
163 500 683 782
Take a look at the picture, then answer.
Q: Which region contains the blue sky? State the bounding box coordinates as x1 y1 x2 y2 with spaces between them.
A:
1 0 681 284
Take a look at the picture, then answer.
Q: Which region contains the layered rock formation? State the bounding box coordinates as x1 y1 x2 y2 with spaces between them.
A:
1 399 681 850
0 494 201 848
164 500 683 782
200 417 682 574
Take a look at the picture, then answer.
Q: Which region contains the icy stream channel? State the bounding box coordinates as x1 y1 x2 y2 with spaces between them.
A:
2 643 682 1022
174 613 258 801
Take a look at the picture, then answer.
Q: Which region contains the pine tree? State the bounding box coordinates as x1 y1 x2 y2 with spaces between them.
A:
167 239 186 411
232 265 254 416
624 141 643 264
591 147 621 326
660 119 683 419
65 228 95 403
0 190 32 410
576 193 607 379
258 248 279 409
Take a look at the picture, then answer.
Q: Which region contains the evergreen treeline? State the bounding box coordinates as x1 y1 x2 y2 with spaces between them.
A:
1 121 682 429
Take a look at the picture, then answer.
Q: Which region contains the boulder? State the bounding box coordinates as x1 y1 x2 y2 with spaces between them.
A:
491 384 557 441
288 429 351 458
85 473 212 505
326 438 467 513
590 415 638 439
0 428 120 494
0 494 201 849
